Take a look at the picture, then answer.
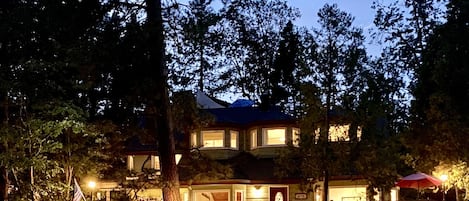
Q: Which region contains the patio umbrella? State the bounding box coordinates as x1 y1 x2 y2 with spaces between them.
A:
396 172 442 200
396 172 442 189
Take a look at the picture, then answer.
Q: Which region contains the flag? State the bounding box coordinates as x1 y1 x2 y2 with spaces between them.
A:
73 178 86 201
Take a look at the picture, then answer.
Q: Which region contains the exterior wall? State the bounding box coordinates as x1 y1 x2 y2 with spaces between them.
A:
329 186 367 201
129 187 190 201
245 185 268 201
94 181 397 201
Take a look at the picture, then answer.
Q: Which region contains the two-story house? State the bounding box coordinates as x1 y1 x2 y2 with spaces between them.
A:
120 91 398 201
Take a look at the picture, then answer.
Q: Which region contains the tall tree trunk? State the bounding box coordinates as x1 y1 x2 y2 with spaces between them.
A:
0 96 9 201
145 1 181 201
0 167 7 201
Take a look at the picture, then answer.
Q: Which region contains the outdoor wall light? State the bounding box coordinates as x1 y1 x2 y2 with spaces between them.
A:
88 181 97 189
252 185 263 198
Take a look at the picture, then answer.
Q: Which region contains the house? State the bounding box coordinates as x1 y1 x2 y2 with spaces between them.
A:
110 92 398 201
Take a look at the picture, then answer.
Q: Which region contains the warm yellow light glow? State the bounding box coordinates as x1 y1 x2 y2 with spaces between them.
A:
391 188 398 201
252 186 264 198
440 174 448 182
88 181 97 189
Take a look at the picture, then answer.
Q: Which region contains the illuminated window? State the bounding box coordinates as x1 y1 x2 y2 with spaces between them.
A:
356 126 362 141
251 129 257 149
191 132 197 148
201 130 224 148
315 124 362 142
230 131 239 149
329 125 350 141
292 128 300 147
262 128 286 145
127 155 134 170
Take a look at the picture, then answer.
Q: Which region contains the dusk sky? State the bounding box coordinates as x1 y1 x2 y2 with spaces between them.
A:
289 0 377 29
287 0 383 56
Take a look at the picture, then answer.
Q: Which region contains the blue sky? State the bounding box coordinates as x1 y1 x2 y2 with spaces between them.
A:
287 0 382 56
289 0 377 29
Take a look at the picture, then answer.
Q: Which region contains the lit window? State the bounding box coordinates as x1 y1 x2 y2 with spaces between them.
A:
191 132 197 147
357 126 362 141
127 155 134 170
292 128 300 147
201 130 224 148
329 125 350 141
315 124 362 142
250 129 257 149
263 128 286 145
152 155 161 175
230 130 239 149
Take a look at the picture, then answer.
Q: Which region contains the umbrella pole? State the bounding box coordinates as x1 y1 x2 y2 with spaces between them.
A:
417 182 420 201
417 189 419 201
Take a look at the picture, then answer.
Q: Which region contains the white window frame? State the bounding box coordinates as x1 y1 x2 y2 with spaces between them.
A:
230 130 239 149
262 127 287 146
201 130 225 148
127 155 134 170
250 129 257 149
191 132 197 148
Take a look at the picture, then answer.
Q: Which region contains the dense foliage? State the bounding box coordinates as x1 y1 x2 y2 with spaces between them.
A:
1 0 468 200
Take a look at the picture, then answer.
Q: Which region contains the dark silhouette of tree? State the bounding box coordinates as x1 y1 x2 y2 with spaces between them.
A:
409 0 469 172
145 1 181 201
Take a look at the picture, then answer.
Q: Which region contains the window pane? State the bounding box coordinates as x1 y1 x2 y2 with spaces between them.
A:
230 131 238 149
127 156 134 170
153 155 161 170
202 130 224 147
191 132 197 147
329 125 349 141
250 129 257 149
264 128 285 145
292 128 300 147
357 126 362 141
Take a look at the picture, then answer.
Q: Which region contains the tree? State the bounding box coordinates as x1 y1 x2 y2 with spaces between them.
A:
276 4 368 201
0 0 113 200
168 0 224 92
352 65 405 201
312 4 367 201
218 0 300 100
270 21 307 112
144 1 182 201
408 0 469 173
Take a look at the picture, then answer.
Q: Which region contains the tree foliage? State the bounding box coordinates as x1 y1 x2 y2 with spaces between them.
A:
408 0 469 171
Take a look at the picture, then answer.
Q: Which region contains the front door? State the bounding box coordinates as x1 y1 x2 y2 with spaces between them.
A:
270 187 288 201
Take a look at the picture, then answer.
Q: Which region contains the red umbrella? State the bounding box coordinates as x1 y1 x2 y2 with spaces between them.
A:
396 172 442 200
396 172 442 189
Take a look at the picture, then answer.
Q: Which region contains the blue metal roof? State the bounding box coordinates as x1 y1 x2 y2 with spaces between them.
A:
203 106 295 126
